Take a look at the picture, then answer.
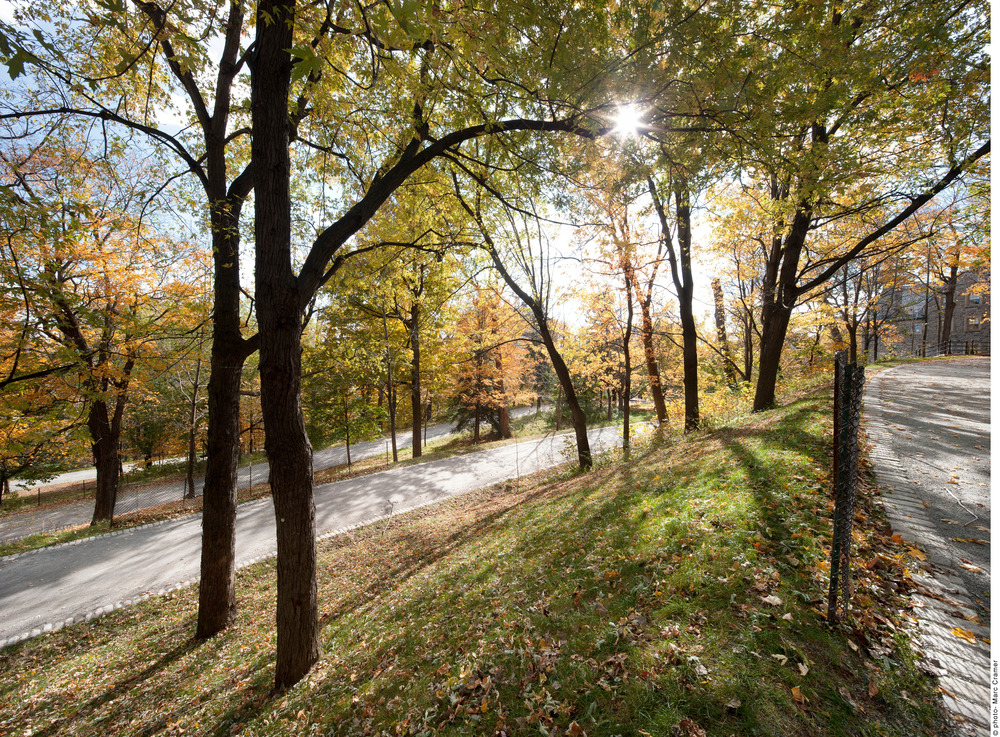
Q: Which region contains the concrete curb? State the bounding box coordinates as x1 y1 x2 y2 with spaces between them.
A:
864 365 989 736
0 513 205 566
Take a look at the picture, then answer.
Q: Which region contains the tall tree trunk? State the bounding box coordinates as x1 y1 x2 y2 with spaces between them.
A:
88 399 119 525
941 264 958 344
88 357 132 525
742 312 755 384
344 393 352 469
846 323 858 365
712 279 739 386
196 209 250 638
185 343 203 500
753 205 811 412
496 353 511 439
536 320 591 467
408 303 422 457
382 309 398 463
636 295 667 424
458 192 590 467
555 387 563 431
650 177 699 432
622 272 634 457
252 0 322 689
674 188 699 432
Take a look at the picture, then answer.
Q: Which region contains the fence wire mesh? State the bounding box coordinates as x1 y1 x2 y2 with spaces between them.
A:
827 351 865 624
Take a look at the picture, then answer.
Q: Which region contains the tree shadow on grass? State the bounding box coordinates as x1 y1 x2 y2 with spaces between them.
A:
33 635 204 737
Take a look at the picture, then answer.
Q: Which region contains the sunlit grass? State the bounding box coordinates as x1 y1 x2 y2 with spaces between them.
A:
0 377 948 736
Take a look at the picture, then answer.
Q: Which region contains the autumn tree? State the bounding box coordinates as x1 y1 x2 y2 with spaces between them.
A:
734 2 990 410
447 284 529 442
0 136 197 523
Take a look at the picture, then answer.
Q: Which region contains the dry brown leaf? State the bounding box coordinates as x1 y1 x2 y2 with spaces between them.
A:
797 662 809 677
671 717 707 737
761 595 783 606
791 685 806 704
725 698 742 709
568 721 586 737
868 682 879 698
906 546 927 561
958 562 983 573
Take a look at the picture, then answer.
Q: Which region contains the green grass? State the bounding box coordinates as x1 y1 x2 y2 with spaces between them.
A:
0 380 949 735
0 522 116 557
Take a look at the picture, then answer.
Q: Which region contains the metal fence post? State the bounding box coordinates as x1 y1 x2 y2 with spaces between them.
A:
827 351 865 623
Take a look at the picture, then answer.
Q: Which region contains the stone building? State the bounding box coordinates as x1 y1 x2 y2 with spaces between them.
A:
876 269 990 358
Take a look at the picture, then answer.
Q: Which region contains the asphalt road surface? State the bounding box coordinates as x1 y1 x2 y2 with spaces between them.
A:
864 357 990 616
0 422 633 644
0 414 496 544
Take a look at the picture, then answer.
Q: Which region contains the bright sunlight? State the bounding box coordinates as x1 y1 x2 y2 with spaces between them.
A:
613 104 645 136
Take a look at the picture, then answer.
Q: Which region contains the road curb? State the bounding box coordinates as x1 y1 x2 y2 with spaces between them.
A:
864 365 989 737
0 513 205 566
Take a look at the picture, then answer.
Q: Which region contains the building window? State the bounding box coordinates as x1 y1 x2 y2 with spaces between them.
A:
967 293 982 306
966 315 981 331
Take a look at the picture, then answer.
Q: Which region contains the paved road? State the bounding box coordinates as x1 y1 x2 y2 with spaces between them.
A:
865 358 990 611
0 415 485 544
0 422 631 644
864 356 990 735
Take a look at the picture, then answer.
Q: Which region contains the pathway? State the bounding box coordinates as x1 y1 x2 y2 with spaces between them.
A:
863 357 990 736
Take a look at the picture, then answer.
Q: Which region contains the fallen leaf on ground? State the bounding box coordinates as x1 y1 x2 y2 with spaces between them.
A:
951 628 976 644
671 717 706 737
568 721 586 737
725 698 742 709
868 682 879 698
761 595 783 606
958 562 983 573
906 547 927 561
798 662 809 677
791 685 806 704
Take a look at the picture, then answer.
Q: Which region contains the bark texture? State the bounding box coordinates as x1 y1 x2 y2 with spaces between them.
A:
252 0 322 688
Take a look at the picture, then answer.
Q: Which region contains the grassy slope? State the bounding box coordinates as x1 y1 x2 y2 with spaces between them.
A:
0 380 946 736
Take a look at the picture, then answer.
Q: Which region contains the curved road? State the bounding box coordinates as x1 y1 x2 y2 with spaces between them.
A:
0 422 634 645
864 356 990 735
0 417 468 544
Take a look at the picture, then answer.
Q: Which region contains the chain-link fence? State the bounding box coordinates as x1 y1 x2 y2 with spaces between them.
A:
112 469 200 520
827 350 865 624
877 338 990 361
